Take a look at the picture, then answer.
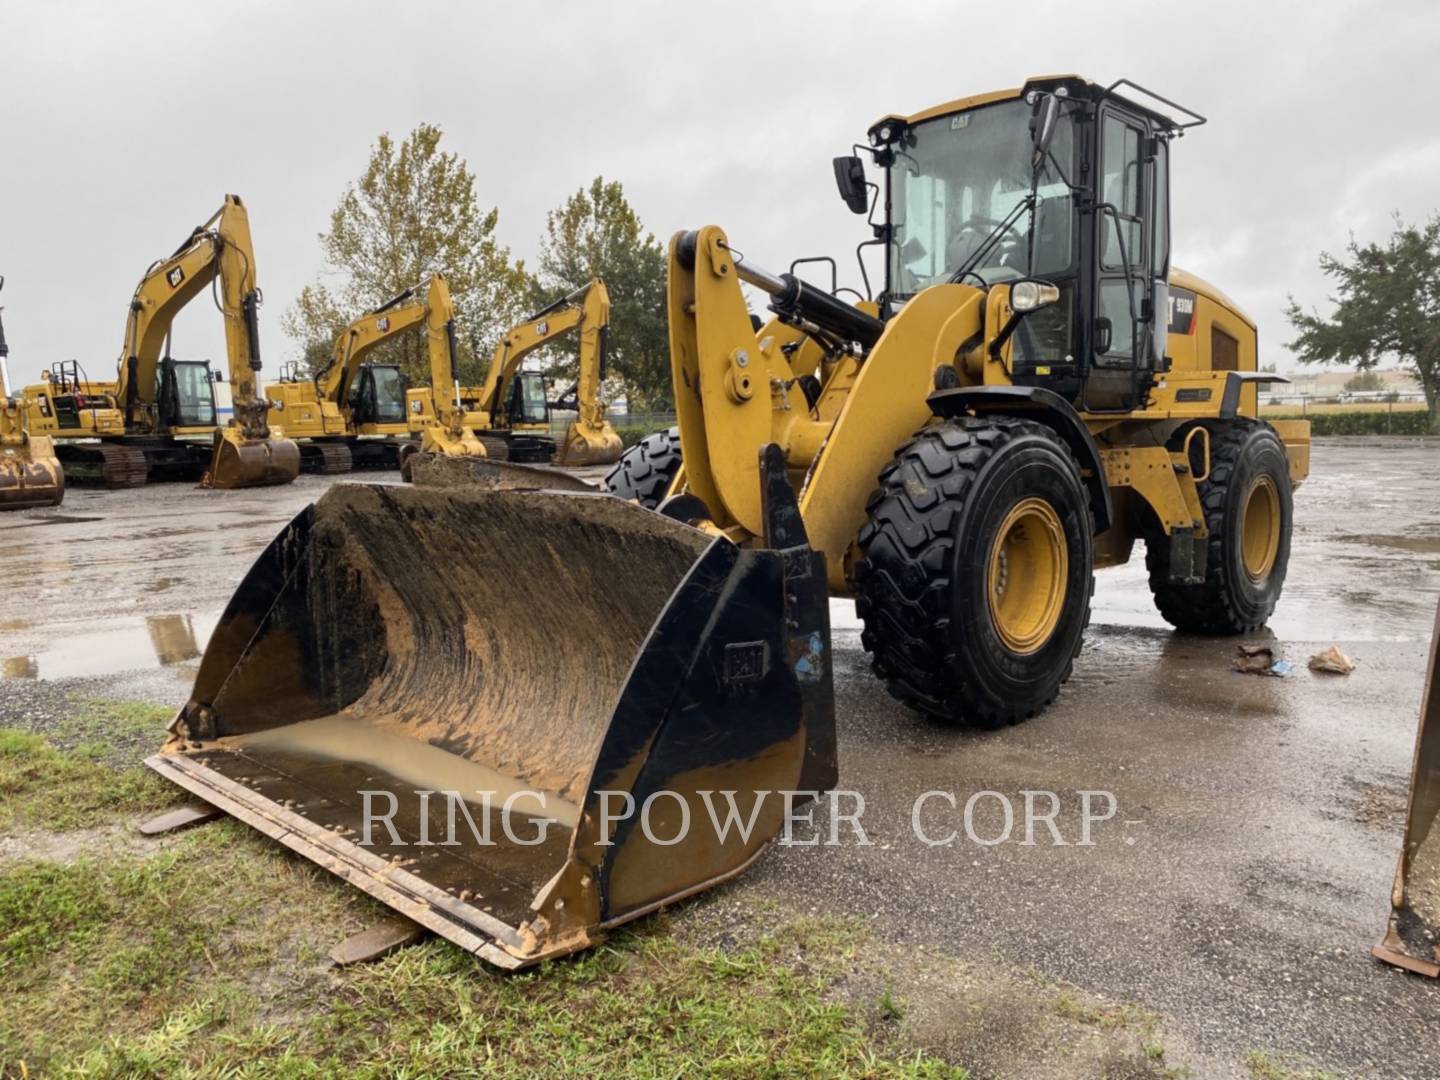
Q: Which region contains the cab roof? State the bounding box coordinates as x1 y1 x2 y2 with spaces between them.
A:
871 75 1204 136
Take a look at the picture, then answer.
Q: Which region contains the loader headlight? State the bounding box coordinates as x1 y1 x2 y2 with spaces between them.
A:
1010 280 1061 313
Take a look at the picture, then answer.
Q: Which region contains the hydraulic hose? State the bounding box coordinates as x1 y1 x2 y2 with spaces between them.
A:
677 231 885 349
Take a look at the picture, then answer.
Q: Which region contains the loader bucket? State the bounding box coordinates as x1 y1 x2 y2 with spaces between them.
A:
555 419 623 467
0 433 65 510
204 426 301 489
1375 599 1440 977
147 446 835 969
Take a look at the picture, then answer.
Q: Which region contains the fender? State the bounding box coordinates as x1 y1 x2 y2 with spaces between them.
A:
927 385 1113 535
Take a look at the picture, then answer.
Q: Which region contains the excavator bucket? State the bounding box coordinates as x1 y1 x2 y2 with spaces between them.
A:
0 432 64 510
147 446 835 969
555 419 623 467
204 427 301 489
1375 599 1440 977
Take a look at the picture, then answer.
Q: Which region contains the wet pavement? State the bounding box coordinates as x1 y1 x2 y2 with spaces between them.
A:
1 440 1437 1077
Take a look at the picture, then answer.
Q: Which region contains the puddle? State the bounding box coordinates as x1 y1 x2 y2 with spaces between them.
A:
226 714 581 828
2 613 220 681
0 514 105 530
1336 533 1440 555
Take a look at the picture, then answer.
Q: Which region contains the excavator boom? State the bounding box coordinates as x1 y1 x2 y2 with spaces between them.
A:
478 280 622 466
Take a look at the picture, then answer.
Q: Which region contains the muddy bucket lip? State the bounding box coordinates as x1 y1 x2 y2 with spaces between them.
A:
145 752 532 970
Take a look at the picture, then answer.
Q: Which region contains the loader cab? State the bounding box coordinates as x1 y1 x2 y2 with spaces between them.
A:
858 77 1202 411
157 358 218 429
348 363 407 426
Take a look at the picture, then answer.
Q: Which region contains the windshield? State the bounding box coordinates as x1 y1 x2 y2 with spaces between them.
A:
888 98 1076 297
513 372 549 425
369 366 406 424
171 362 216 427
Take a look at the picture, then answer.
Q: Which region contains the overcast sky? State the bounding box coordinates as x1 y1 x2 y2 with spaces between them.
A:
2 0 1437 388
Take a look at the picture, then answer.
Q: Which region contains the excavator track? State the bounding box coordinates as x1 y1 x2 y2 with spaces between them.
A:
480 433 556 464
56 442 149 488
477 434 511 461
299 442 353 475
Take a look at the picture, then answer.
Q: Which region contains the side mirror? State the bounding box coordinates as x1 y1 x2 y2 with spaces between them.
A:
1030 93 1062 165
212 370 224 383
1094 317 1113 354
832 155 869 214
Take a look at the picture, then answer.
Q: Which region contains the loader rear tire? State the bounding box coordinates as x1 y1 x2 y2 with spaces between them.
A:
855 418 1094 728
604 427 682 509
1146 420 1292 634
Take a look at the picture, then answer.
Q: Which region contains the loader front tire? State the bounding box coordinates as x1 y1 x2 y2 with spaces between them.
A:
604 427 682 509
856 418 1094 728
1146 420 1292 634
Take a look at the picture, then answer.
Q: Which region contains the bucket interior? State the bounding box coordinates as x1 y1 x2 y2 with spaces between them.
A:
183 485 710 923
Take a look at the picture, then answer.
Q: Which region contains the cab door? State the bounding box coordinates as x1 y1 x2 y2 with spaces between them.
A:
1090 106 1166 406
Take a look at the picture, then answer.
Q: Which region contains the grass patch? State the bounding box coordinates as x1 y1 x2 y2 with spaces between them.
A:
1 831 967 1078
0 725 178 832
39 697 175 762
0 821 378 1074
1053 991 1160 1033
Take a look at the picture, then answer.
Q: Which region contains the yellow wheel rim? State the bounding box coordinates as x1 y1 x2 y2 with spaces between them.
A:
987 497 1068 655
1241 474 1281 581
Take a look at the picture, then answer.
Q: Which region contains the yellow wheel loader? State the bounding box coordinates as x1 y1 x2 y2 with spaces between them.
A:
403 279 622 468
265 276 454 474
603 74 1311 725
0 278 64 509
23 196 299 489
147 76 1306 969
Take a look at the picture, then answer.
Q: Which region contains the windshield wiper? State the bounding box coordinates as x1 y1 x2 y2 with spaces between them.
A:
947 194 1035 287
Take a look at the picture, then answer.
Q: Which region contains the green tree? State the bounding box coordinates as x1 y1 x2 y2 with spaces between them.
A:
532 177 669 410
1285 215 1440 431
282 123 529 386
1343 369 1385 393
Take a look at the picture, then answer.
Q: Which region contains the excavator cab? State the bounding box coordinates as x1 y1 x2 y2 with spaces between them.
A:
506 370 551 428
348 363 408 427
157 358 218 429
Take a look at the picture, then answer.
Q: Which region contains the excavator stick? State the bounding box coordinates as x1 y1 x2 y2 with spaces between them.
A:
554 419 623 468
0 431 64 510
147 445 835 969
1375 599 1440 977
204 427 301 489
